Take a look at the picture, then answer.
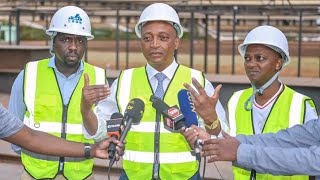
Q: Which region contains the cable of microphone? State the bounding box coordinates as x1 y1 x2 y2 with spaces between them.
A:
250 169 256 180
107 112 124 160
178 89 202 161
150 95 185 132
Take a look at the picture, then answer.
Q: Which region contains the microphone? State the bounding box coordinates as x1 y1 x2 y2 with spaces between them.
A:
150 95 185 132
178 89 198 127
178 89 202 161
107 112 124 160
119 98 145 141
109 98 145 167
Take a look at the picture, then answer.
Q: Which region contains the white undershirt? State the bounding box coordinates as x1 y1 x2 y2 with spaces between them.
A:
252 83 318 134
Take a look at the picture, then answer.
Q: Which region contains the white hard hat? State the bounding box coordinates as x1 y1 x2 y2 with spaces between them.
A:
46 6 94 40
238 25 290 66
135 3 183 38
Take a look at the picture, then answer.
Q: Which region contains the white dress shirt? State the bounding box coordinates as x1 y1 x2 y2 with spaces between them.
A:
83 60 229 141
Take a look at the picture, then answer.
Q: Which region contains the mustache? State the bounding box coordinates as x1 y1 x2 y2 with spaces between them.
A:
66 52 79 57
149 51 162 55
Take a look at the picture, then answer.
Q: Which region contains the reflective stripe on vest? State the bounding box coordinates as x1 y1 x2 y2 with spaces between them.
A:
228 90 244 136
22 118 83 134
21 59 105 179
228 86 310 180
117 65 204 179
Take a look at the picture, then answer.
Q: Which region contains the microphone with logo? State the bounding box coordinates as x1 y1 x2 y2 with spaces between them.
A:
150 95 185 132
107 112 124 161
178 89 202 162
108 98 145 168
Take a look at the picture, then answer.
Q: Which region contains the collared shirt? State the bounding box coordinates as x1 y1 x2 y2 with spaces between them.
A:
8 56 85 153
252 82 318 134
85 60 229 141
235 117 320 176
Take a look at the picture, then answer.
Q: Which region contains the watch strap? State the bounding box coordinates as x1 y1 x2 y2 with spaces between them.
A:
84 143 91 159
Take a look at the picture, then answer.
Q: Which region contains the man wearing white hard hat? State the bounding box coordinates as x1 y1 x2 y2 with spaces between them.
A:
228 25 318 180
182 25 318 179
80 3 229 179
8 6 109 180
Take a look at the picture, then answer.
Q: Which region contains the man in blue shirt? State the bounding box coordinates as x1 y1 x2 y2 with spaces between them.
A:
201 120 320 176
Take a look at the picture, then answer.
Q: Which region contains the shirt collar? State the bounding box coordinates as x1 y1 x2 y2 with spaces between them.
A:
48 56 84 75
146 59 178 80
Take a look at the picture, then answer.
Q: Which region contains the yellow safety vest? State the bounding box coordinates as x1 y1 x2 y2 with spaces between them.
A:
228 85 316 180
116 65 204 180
21 58 105 179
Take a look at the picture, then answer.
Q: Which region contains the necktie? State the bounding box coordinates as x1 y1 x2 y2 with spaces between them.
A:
154 72 166 99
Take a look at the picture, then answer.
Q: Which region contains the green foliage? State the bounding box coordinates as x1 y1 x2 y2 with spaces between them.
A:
92 28 138 40
18 26 139 40
20 26 47 40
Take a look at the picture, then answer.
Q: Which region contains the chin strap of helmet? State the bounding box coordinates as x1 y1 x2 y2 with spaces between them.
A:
49 32 57 56
244 71 281 111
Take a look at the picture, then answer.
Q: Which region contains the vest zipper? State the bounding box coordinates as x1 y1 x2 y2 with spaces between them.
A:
58 104 68 173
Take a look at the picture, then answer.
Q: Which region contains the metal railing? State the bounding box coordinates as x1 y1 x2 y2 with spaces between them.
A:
0 1 319 77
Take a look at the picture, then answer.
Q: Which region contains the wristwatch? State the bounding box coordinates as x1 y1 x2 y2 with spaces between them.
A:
84 143 91 159
204 119 220 130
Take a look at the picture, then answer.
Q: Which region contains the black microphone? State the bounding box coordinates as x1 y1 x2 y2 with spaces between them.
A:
107 112 124 160
109 98 145 167
150 95 185 132
178 89 202 161
119 98 144 141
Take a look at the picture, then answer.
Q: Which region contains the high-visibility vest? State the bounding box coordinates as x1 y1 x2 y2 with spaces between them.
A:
228 85 316 180
116 65 204 180
21 58 105 179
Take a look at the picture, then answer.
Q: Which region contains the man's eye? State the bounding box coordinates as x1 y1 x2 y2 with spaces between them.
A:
143 37 151 41
63 38 70 42
257 56 266 61
160 36 169 41
78 39 85 43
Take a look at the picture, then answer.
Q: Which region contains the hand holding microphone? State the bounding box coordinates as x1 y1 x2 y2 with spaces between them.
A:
178 89 206 161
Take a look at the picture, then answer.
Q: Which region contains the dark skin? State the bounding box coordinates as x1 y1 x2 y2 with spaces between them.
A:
182 78 222 148
202 131 240 162
244 44 283 105
53 33 87 77
4 125 124 159
140 21 179 71
81 73 110 135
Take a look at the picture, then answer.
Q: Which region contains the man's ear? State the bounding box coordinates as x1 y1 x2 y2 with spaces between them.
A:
275 58 283 71
174 38 180 50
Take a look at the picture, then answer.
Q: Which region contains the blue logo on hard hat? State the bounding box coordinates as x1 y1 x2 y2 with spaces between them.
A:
68 14 82 24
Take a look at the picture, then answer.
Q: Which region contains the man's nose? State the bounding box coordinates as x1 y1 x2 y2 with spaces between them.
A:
69 41 78 50
150 39 160 47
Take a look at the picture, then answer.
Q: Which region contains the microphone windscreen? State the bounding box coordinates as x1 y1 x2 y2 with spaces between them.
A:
111 112 124 120
150 95 170 112
124 98 145 124
107 112 124 139
178 89 198 127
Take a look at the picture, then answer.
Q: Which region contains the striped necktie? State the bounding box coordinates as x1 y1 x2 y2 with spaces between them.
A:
154 72 166 99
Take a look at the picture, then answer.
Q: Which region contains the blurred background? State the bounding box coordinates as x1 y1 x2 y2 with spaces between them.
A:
0 0 319 179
